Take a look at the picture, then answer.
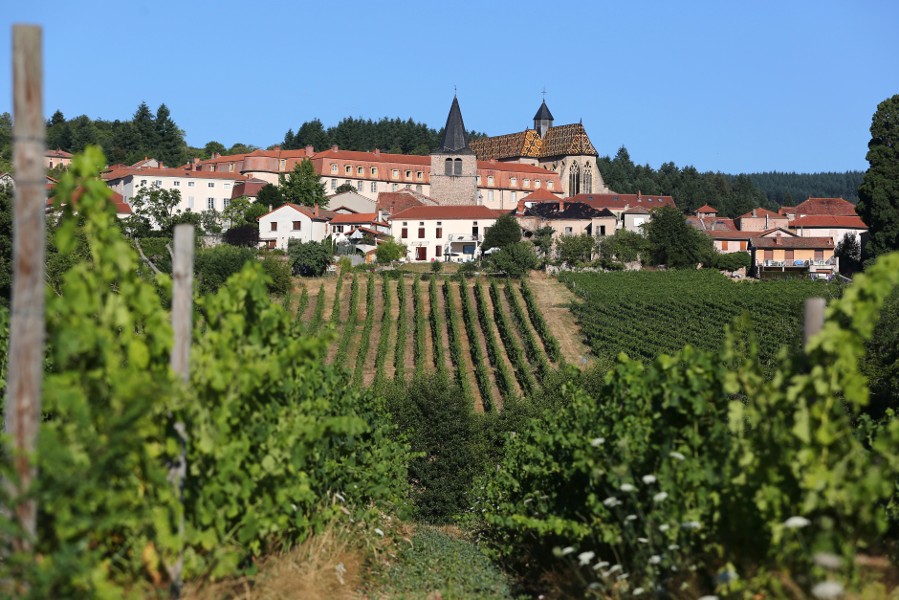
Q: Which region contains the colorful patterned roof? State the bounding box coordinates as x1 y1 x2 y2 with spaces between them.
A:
470 122 597 161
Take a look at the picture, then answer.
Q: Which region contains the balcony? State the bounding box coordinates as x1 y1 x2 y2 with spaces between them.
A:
447 233 483 243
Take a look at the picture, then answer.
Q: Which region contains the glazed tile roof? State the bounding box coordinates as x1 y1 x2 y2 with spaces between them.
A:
470 123 597 160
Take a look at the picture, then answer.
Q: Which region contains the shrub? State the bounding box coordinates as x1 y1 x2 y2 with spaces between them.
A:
375 237 406 264
431 260 443 273
194 244 256 295
710 250 752 272
260 254 291 295
489 242 537 278
288 239 332 276
222 223 260 247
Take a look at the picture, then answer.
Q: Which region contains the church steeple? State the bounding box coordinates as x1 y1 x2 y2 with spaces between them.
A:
437 96 472 154
534 100 554 138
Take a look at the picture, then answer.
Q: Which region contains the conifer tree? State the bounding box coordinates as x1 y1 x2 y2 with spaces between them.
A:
857 94 899 262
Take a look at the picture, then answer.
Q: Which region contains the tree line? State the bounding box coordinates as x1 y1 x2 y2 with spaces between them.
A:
597 146 861 217
281 116 487 156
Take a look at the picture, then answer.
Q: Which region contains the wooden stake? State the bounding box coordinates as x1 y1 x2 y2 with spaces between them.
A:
5 24 46 554
804 297 825 346
167 224 193 597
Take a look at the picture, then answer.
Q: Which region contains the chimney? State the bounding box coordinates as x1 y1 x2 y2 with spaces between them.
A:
272 145 281 151
212 152 220 159
313 203 319 217
374 148 380 156
331 144 339 152
774 233 781 245
559 199 566 212
516 197 527 215
752 208 757 217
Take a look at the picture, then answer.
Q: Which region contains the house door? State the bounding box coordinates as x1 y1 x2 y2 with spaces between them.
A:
416 246 427 261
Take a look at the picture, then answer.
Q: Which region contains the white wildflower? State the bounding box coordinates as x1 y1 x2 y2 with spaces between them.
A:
783 516 811 529
668 544 680 550
642 474 657 484
590 437 605 447
603 496 620 507
594 561 609 570
811 581 844 599
560 546 575 556
626 514 637 521
659 524 670 532
633 587 645 596
607 564 622 574
653 492 668 502
669 451 686 461
374 528 384 537
577 551 595 566
334 492 346 503
620 483 636 492
616 573 629 581
587 582 601 590
681 520 702 529
649 555 661 564
813 552 844 570
637 537 649 544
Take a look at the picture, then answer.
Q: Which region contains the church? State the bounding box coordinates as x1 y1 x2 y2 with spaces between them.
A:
190 96 610 209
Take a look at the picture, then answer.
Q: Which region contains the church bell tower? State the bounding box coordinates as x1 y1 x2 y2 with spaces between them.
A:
429 96 478 205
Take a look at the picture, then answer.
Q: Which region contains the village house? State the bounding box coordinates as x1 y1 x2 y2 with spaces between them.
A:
736 207 790 232
516 196 616 241
257 203 333 250
389 204 502 262
44 148 73 170
749 230 837 279
102 166 249 214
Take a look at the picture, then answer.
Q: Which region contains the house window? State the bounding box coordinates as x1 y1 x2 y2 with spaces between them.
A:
740 241 747 251
335 225 344 233
510 177 517 187
564 226 573 235
599 225 606 236
279 159 286 170
392 169 399 179
472 222 479 237
785 249 794 261
228 163 234 172
401 227 408 238
188 196 195 209
331 179 337 191
535 180 541 189
523 178 530 188
511 191 517 203
418 227 425 238
764 249 773 261
815 249 824 261
331 163 338 174
392 183 398 192
207 198 215 210
548 181 554 189
345 180 351 187
271 222 278 231
476 175 481 184
416 171 423 180
357 166 364 175
140 179 147 186
371 182 377 192
487 176 494 186
436 245 442 257
488 190 494 202
454 158 462 176
405 170 412 179
436 223 442 238
188 181 195 187
208 182 215 188
345 165 351 175
371 167 377 176
173 181 180 187
154 180 162 187
357 181 363 192
223 199 230 210
722 240 729 251
223 183 230 188
292 221 301 231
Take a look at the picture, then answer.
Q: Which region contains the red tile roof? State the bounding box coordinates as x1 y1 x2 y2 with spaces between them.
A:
315 148 431 166
391 204 502 221
231 178 269 199
103 166 249 182
794 197 857 216
331 212 378 224
695 204 718 213
751 236 834 249
257 203 334 221
45 148 73 158
376 190 437 214
687 216 737 231
521 188 561 202
708 230 757 240
789 215 867 228
738 207 783 219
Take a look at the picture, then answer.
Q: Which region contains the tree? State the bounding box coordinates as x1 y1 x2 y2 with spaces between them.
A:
488 241 537 277
643 206 714 268
532 226 555 258
857 94 899 262
555 233 594 265
257 183 285 209
481 214 522 251
335 182 356 194
227 142 258 155
130 186 182 232
597 229 649 264
278 159 328 208
375 237 406 264
288 239 333 276
222 224 260 247
204 141 226 158
222 195 265 228
835 232 862 276
154 103 186 167
0 183 12 305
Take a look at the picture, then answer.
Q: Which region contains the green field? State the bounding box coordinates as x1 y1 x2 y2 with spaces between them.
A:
559 269 843 371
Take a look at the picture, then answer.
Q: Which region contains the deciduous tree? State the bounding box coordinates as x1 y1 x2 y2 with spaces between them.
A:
279 159 329 208
481 214 522 251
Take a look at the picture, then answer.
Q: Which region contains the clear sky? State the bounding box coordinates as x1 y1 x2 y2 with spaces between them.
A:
2 1 897 173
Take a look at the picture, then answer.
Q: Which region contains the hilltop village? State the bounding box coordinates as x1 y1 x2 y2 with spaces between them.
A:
38 97 866 278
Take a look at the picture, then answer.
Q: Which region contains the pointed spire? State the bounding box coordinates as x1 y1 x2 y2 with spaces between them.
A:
437 96 472 154
533 100 554 122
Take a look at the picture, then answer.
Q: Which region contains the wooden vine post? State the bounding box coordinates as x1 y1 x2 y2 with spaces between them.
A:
168 224 194 597
804 297 825 346
5 24 46 555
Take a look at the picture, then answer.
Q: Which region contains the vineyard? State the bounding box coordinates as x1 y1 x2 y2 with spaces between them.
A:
291 273 565 411
559 269 843 371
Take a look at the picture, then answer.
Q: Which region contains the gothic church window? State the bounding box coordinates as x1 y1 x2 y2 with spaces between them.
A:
569 162 581 195
583 162 593 194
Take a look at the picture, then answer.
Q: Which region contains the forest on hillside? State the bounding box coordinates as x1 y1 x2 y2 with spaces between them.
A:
0 107 862 215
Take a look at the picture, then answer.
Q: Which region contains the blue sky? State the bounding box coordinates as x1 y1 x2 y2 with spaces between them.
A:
2 1 897 173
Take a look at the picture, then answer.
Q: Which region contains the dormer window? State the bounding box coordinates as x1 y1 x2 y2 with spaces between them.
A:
487 176 494 186
357 166 364 175
345 165 351 175
510 177 517 187
331 163 337 174
523 178 530 188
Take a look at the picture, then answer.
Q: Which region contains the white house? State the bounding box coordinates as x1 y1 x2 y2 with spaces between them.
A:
389 205 501 262
258 203 333 250
102 166 249 214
